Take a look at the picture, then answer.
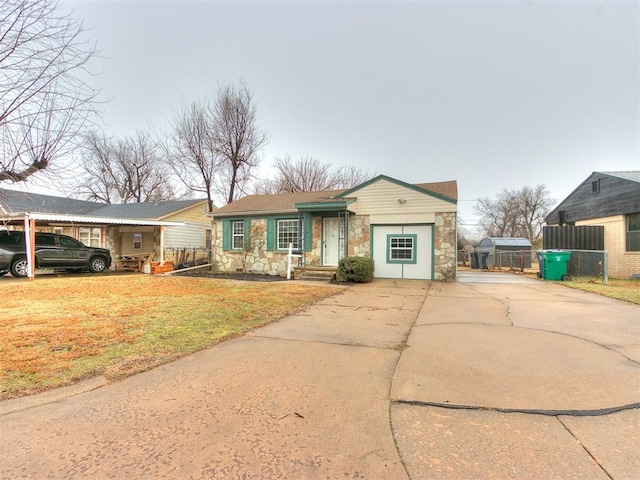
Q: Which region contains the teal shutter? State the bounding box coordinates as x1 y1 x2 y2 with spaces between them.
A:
266 218 275 251
304 215 312 251
222 220 230 251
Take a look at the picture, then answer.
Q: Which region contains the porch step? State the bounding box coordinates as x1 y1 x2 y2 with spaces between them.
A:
294 266 337 282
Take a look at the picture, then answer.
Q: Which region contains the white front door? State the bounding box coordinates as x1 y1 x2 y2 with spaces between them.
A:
323 217 341 265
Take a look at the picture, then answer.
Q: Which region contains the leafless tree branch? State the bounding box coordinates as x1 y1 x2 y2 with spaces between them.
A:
0 0 101 184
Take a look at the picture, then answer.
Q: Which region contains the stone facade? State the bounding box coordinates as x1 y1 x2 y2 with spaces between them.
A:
214 213 457 281
348 215 370 257
433 212 457 281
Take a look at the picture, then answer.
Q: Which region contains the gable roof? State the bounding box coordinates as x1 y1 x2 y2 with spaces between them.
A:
337 174 458 203
212 175 458 217
90 199 208 220
0 188 207 221
601 171 640 183
213 190 344 217
0 188 104 215
545 171 640 224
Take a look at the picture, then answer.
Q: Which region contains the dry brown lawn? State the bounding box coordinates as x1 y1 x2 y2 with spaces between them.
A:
0 273 342 400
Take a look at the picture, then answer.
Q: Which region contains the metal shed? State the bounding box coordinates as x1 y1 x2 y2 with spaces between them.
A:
476 237 532 269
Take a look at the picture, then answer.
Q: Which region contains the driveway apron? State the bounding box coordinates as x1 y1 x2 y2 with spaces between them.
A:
1 273 639 479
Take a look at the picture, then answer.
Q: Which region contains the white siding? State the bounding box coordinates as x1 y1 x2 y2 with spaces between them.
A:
370 213 435 225
372 225 432 279
164 223 209 248
348 179 456 216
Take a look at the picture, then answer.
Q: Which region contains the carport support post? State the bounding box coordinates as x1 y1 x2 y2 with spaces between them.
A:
159 226 165 265
24 215 36 281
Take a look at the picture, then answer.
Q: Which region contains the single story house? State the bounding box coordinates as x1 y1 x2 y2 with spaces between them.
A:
210 174 458 280
0 188 211 269
545 171 640 278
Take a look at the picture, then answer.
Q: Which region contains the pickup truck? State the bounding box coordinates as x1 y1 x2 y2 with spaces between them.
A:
0 231 112 277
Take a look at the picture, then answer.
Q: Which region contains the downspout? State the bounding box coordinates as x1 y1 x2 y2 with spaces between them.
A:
159 226 165 264
24 215 35 281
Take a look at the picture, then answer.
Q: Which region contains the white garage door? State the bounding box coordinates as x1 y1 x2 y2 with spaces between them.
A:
372 225 432 280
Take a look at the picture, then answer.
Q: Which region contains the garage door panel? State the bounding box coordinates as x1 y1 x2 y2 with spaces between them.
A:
372 225 432 280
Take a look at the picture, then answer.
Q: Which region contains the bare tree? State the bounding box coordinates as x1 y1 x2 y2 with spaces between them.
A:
164 80 268 209
79 131 174 203
163 100 220 211
210 80 269 203
475 185 554 243
0 0 100 184
262 155 373 193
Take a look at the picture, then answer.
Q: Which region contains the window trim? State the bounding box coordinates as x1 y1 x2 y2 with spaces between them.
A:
386 234 417 264
626 212 640 252
276 218 300 251
231 220 245 250
132 233 143 250
79 227 101 248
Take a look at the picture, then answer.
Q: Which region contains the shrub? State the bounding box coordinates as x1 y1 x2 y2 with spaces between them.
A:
337 256 374 283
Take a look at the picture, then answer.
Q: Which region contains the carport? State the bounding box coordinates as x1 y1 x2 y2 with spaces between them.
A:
0 211 183 281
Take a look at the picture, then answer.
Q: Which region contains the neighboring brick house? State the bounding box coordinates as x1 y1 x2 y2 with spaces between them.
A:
211 175 458 280
545 171 640 278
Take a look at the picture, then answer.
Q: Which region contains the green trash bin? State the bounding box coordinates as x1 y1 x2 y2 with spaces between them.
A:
539 250 572 281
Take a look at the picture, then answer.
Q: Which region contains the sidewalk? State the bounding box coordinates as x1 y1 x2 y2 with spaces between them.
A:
0 274 638 479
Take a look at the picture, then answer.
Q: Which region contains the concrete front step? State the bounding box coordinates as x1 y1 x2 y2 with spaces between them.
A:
294 267 337 282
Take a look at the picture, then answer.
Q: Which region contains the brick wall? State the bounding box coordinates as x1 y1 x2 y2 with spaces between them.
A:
577 216 640 278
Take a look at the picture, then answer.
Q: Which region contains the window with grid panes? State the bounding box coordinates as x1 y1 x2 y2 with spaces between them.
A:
232 221 245 249
389 236 414 261
277 219 299 250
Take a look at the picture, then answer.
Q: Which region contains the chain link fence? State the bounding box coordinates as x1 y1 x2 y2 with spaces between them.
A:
459 248 608 284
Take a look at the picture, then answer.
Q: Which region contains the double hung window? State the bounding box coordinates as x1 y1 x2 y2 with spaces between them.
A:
277 219 299 250
232 221 245 250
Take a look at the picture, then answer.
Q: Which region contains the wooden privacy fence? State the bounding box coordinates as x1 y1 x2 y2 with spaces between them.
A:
543 225 604 250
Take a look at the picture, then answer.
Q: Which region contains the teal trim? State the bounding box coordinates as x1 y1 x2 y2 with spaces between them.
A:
431 225 436 279
335 174 457 204
266 218 275 251
386 234 418 264
222 219 230 251
304 214 312 251
267 215 304 252
295 199 355 212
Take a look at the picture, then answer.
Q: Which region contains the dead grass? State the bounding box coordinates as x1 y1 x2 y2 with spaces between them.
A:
0 274 342 400
562 277 640 304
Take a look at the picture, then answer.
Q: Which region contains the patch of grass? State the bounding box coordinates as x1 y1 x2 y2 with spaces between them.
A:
0 275 342 399
562 277 640 304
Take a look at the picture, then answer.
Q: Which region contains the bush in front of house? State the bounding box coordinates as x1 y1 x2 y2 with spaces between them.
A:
337 256 374 283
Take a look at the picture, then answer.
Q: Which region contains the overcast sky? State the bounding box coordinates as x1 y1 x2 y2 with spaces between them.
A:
51 0 639 232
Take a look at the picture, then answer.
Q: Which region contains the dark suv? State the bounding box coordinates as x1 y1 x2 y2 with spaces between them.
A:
0 231 112 277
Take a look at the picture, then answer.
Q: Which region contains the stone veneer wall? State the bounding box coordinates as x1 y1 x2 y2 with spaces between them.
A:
214 212 455 280
213 218 321 276
433 212 457 280
347 215 370 257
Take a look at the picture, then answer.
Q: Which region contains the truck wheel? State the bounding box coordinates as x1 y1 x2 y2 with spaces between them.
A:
89 256 107 273
10 257 29 277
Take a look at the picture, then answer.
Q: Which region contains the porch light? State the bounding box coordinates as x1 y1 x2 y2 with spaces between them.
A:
398 197 407 204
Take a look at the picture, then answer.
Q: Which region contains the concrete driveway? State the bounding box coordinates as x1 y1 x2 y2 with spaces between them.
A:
1 272 638 479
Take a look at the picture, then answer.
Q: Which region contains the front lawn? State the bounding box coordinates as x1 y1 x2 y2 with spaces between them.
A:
0 274 342 400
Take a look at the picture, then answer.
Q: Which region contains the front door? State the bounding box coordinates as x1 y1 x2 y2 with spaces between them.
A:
323 217 342 266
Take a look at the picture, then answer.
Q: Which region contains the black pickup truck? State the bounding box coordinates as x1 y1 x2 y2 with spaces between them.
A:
0 231 112 277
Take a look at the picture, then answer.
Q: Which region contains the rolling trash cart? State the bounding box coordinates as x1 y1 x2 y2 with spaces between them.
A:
537 250 572 281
